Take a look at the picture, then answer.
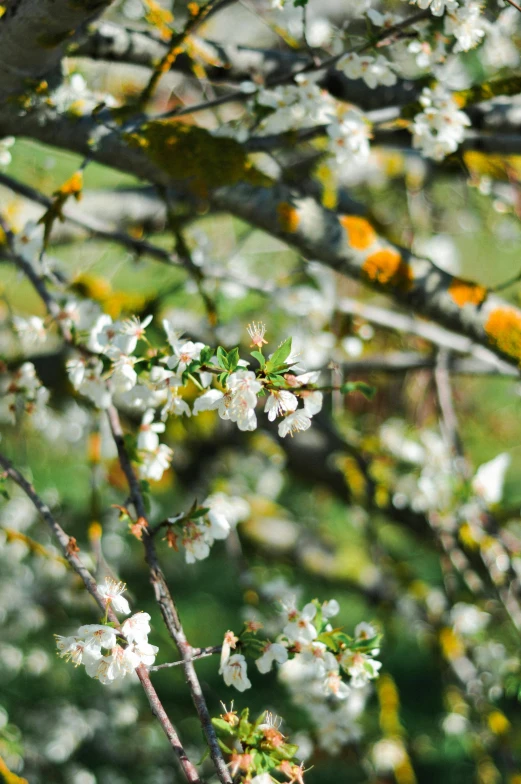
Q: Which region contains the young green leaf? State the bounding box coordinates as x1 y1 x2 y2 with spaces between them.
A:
251 350 266 368
340 381 376 399
266 337 292 371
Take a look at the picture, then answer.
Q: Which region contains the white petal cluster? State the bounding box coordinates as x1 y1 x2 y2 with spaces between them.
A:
445 2 485 52
66 308 154 410
1 362 49 424
256 75 335 136
408 0 457 17
279 600 382 743
336 53 397 89
0 136 15 167
411 86 470 161
194 370 261 432
136 409 174 482
235 595 383 728
176 493 250 564
55 610 158 685
274 371 323 438
97 578 131 615
220 653 252 692
12 315 47 349
326 111 371 168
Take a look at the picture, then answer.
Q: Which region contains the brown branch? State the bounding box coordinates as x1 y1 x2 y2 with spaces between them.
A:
0 451 202 784
148 9 430 123
0 0 116 100
106 406 232 784
1 211 228 784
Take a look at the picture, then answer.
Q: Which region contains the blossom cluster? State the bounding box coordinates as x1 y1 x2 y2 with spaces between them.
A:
63 314 327 482
212 706 305 784
218 590 382 755
165 492 251 564
219 596 381 698
55 580 158 685
1 361 49 424
411 86 471 161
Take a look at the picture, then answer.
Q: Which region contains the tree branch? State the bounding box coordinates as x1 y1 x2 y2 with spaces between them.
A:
1 214 229 784
0 0 116 100
0 451 203 784
2 104 521 368
106 406 232 784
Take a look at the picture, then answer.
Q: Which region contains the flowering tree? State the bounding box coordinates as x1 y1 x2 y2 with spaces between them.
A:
2 0 521 782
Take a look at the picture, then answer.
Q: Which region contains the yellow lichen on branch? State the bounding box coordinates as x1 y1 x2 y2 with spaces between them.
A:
277 202 300 233
0 756 28 784
143 0 174 40
339 216 377 250
38 170 83 247
362 248 413 290
448 277 487 307
485 307 521 363
125 122 271 196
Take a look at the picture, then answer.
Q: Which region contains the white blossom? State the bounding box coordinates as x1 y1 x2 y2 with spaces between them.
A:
445 2 485 52
340 651 382 688
411 86 470 161
167 340 205 373
12 315 46 348
97 579 131 615
409 0 458 17
265 390 298 421
450 602 490 636
121 612 152 644
256 642 289 673
472 453 510 506
336 53 397 89
278 411 312 438
137 409 165 452
138 443 173 482
220 653 252 692
284 602 318 644
110 355 138 393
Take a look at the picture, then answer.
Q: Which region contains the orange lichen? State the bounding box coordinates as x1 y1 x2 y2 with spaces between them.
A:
448 277 487 307
340 215 377 250
362 248 413 290
485 307 521 363
277 202 300 233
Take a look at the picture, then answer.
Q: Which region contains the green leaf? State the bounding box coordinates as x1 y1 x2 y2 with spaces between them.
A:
227 346 240 373
266 337 292 371
293 0 308 6
317 631 340 653
218 371 229 386
350 634 382 652
216 346 229 370
238 707 251 740
212 718 236 736
190 507 210 519
251 350 266 368
195 746 210 765
217 739 234 754
340 381 376 399
0 477 9 500
200 345 214 364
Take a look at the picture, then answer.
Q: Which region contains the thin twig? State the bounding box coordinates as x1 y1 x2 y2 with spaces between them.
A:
150 646 222 671
144 9 430 124
0 452 202 784
106 406 233 784
2 210 230 784
433 349 464 459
